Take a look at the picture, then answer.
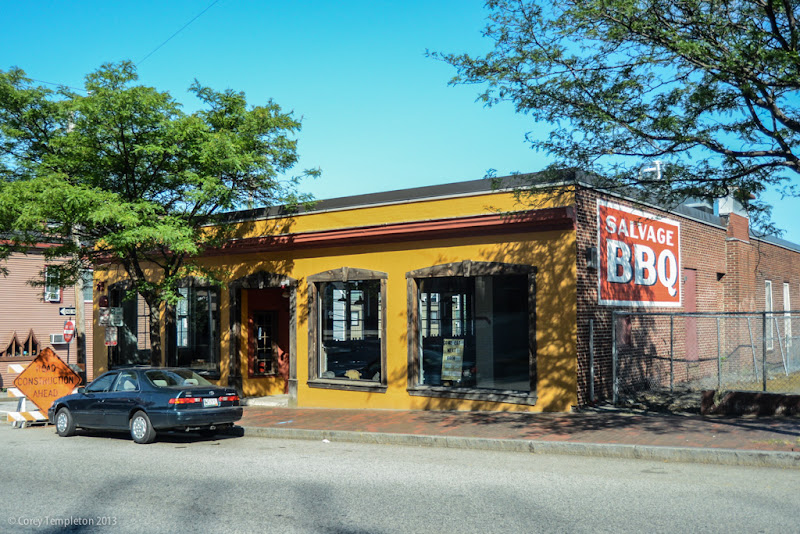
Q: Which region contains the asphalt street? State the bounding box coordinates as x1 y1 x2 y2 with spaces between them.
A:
1 423 798 534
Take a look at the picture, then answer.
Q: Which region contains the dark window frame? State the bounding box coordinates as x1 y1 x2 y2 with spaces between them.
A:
406 261 538 405
307 267 388 393
108 282 152 368
172 278 221 379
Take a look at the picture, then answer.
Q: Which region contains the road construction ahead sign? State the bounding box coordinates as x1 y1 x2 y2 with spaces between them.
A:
12 348 82 413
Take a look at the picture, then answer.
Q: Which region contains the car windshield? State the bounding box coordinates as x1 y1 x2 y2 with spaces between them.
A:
145 369 213 388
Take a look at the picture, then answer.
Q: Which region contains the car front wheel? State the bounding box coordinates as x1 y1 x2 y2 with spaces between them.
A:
130 411 156 444
55 407 76 437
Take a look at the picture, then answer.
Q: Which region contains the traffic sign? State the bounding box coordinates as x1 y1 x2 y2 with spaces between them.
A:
110 307 124 327
59 307 76 316
12 347 82 413
63 320 75 343
104 326 118 347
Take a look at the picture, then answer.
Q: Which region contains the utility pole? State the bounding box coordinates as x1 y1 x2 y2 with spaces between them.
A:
67 117 87 382
73 230 87 383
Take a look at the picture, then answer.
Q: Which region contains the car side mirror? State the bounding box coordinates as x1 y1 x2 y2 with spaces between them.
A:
77 386 86 395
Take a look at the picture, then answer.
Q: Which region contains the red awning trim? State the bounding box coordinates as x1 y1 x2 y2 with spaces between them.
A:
207 206 576 256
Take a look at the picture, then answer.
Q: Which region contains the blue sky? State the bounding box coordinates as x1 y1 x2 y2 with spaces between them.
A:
2 0 797 239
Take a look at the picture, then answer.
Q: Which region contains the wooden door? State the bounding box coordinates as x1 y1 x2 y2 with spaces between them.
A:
249 311 279 377
246 288 290 391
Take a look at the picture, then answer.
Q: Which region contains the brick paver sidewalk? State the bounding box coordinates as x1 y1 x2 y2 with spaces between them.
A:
240 406 800 453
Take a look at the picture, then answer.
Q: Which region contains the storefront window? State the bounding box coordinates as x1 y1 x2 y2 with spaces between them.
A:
318 280 382 381
408 261 536 402
308 268 387 390
110 282 220 376
174 286 219 376
418 275 530 391
109 287 151 367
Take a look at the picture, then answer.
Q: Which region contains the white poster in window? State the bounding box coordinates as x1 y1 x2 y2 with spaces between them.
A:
441 338 465 381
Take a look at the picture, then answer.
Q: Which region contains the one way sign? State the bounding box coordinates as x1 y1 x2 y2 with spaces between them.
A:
59 307 76 316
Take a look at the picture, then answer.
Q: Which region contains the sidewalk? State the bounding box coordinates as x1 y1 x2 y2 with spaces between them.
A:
3 396 798 468
238 402 800 469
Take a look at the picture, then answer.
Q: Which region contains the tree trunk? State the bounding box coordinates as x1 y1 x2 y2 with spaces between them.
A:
147 298 163 367
72 229 86 381
163 301 176 367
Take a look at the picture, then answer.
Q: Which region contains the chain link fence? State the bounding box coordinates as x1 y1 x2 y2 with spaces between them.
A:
612 311 800 403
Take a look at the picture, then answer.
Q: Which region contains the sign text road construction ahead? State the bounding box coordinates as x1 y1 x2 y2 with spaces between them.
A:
12 348 82 413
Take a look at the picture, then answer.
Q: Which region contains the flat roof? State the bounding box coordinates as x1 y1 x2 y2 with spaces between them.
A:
221 175 529 223
219 172 800 252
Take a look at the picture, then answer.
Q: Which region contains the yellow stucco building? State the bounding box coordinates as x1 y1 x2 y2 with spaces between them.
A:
92 178 578 412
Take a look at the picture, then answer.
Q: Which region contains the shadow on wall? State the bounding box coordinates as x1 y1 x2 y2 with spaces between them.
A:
480 236 577 412
360 235 579 413
226 209 298 241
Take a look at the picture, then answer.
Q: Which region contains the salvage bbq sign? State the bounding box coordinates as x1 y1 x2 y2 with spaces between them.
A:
597 199 681 307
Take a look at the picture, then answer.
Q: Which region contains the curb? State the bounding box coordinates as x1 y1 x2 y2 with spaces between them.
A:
240 426 800 470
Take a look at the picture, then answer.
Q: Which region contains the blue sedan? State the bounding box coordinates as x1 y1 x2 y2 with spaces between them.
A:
48 367 243 444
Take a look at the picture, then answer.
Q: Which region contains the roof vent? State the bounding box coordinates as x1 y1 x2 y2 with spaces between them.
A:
639 160 662 181
683 198 714 214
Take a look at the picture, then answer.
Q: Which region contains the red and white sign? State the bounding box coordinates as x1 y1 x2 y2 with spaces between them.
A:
63 320 75 343
597 199 681 307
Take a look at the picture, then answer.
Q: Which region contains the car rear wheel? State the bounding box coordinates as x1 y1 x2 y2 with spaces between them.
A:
55 407 76 437
130 411 156 444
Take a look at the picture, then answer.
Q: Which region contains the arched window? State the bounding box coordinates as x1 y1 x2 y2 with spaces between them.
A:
307 267 387 392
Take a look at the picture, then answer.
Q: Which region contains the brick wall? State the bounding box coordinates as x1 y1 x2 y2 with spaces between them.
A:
573 187 800 406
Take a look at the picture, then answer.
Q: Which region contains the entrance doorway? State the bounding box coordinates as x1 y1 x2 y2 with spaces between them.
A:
247 289 290 392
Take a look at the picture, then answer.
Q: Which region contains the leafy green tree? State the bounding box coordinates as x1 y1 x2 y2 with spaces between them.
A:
0 61 317 365
438 0 799 222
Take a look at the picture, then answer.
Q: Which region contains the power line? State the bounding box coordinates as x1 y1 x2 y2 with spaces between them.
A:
15 1 220 94
29 78 87 93
137 0 221 65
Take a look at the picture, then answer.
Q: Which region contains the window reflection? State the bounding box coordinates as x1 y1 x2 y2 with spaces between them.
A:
175 287 219 374
319 280 382 381
418 275 530 392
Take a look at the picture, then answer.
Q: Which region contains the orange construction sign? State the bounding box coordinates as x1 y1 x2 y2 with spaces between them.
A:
12 347 82 413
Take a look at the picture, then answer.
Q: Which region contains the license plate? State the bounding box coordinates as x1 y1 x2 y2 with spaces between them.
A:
203 398 219 407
